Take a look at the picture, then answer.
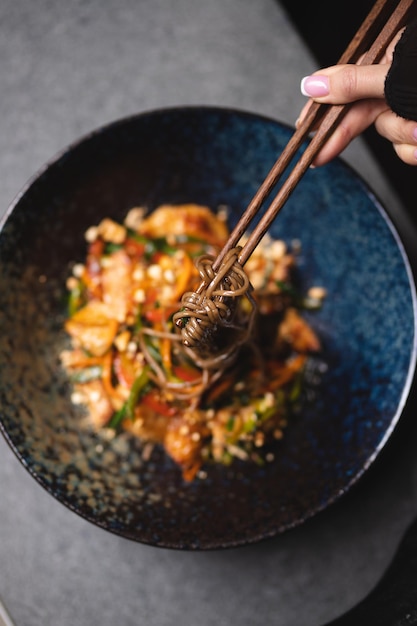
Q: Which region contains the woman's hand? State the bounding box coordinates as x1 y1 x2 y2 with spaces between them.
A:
297 31 417 166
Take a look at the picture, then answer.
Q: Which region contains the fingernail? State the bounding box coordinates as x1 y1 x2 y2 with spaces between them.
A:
301 75 330 97
413 126 417 141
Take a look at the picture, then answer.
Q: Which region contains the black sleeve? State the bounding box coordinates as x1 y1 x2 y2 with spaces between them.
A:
384 20 417 122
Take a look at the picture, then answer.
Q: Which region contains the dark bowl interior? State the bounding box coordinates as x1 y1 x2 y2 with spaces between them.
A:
0 106 416 549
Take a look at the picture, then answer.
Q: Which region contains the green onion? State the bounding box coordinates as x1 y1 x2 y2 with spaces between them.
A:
242 415 258 434
68 281 84 316
108 366 151 429
289 374 303 402
256 406 278 423
107 405 127 430
226 416 235 431
104 243 123 254
275 280 299 299
127 231 208 259
126 366 151 418
70 365 102 383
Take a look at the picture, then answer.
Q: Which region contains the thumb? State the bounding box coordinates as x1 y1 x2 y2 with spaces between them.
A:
301 63 388 104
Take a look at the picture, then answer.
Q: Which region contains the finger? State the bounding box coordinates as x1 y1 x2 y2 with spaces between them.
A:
393 143 417 166
374 108 417 146
301 63 389 104
311 99 387 166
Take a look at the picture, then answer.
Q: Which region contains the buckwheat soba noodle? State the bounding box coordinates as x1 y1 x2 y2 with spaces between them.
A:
173 246 256 367
61 203 324 481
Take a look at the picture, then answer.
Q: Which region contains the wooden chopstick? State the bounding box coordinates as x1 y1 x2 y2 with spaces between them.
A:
212 0 414 270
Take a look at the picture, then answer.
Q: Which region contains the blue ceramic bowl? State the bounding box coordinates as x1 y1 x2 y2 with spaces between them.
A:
0 107 416 549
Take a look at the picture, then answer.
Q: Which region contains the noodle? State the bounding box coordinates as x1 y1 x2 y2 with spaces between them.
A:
173 246 256 369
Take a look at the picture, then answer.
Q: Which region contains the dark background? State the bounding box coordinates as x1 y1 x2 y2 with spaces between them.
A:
280 0 416 223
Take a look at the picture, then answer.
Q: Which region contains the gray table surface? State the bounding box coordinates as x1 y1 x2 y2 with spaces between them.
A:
1 1 417 625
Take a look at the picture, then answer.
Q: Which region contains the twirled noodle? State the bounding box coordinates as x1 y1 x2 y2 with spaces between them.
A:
173 247 256 369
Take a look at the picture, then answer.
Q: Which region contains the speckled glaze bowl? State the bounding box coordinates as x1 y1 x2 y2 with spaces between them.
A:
0 107 416 550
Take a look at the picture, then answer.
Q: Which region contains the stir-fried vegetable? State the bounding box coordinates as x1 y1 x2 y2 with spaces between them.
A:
61 204 325 481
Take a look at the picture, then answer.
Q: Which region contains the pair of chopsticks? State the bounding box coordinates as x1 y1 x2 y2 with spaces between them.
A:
213 0 415 270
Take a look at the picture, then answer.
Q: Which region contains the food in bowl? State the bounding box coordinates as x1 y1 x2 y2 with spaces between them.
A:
61 202 325 481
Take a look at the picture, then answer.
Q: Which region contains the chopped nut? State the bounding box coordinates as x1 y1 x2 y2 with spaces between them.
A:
254 432 265 447
114 330 131 352
127 341 138 354
269 240 287 260
72 263 85 277
147 264 162 280
124 207 147 230
216 205 229 222
133 288 146 303
71 391 85 405
98 218 126 244
163 269 176 284
308 286 327 300
66 276 78 290
85 225 99 242
133 266 145 281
